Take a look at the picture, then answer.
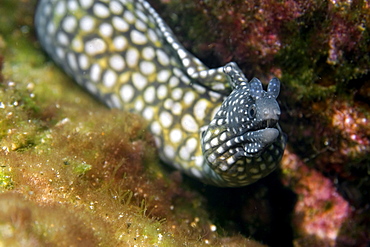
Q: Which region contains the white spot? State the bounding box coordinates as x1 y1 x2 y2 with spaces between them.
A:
47 22 55 35
135 19 147 32
99 23 114 37
78 54 90 70
181 114 198 133
203 131 212 142
109 0 123 14
172 102 182 115
42 2 52 16
164 145 175 159
154 136 161 148
180 146 190 160
103 69 117 88
90 63 102 82
169 76 179 88
126 48 139 67
85 38 107 55
112 16 129 32
80 0 94 9
164 98 173 109
67 0 78 11
157 85 168 99
209 91 222 101
56 47 65 60
186 138 197 153
219 164 228 172
173 68 182 78
143 107 154 120
172 42 180 49
182 58 190 67
210 138 219 147
135 99 144 111
93 2 110 18
171 88 183 101
142 46 155 60
194 155 204 168
160 111 173 128
136 9 148 22
120 84 135 103
85 81 97 94
72 37 83 52
220 132 227 142
139 61 155 75
226 156 236 165
80 16 95 32
123 10 135 23
170 129 182 143
55 1 66 16
216 146 225 154
108 94 121 109
181 75 191 85
62 16 77 33
156 49 170 66
57 32 69 46
187 67 195 75
132 72 147 90
200 70 208 78
157 70 170 83
150 121 162 135
148 29 158 43
193 84 206 94
184 91 195 105
113 35 128 51
177 49 187 59
190 168 202 179
144 86 156 103
131 30 148 45
193 99 208 120
109 54 125 71
67 52 78 71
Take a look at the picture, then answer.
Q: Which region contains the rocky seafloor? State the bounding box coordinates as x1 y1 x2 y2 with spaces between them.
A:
1 0 369 246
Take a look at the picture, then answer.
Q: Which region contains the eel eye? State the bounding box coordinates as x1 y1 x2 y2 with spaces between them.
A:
248 104 256 118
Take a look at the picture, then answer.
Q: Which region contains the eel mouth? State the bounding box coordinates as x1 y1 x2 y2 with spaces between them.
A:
252 119 278 131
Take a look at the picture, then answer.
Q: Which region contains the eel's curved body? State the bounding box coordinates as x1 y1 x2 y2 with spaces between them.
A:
35 0 286 187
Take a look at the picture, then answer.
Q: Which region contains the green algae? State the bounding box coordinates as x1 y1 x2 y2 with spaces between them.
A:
0 167 14 191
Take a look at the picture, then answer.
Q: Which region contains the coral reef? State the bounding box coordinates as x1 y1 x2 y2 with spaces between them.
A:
280 149 367 246
157 0 370 245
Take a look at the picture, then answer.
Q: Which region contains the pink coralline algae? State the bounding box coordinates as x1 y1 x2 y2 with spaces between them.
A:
281 149 352 246
331 101 369 157
327 0 367 65
308 100 370 184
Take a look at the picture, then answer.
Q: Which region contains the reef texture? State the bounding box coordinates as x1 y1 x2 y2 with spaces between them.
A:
0 0 369 246
159 0 370 245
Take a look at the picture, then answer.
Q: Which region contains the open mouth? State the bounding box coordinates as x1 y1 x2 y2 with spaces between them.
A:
252 119 278 131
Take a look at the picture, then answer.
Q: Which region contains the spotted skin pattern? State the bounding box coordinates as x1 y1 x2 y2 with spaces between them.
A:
35 0 286 187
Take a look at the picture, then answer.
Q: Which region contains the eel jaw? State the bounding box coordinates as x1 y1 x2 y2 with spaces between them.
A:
241 127 280 156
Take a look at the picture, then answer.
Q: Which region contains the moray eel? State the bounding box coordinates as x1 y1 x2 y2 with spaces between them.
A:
35 0 286 187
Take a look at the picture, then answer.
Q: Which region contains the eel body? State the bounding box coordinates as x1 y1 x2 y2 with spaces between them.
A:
35 0 286 187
